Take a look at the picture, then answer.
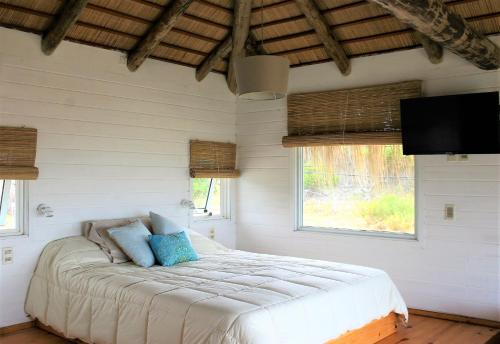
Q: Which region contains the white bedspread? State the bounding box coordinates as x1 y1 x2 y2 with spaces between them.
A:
25 236 407 344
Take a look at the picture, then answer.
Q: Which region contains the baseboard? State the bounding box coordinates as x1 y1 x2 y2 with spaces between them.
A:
409 308 500 329
0 321 34 335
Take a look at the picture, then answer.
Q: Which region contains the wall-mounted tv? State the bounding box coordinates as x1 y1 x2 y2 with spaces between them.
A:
400 91 499 155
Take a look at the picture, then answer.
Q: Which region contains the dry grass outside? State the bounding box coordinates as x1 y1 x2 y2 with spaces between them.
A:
302 145 415 234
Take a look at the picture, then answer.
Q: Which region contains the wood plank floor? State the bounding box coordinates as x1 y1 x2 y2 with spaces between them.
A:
0 315 498 344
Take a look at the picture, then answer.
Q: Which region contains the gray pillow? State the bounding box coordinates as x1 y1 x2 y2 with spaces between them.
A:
149 212 192 244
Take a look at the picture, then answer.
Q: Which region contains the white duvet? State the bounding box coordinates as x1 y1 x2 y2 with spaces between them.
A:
25 235 407 344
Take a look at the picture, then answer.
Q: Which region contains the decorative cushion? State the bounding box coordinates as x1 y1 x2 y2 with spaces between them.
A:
107 220 155 267
149 212 192 243
149 232 198 267
187 229 229 254
83 216 152 263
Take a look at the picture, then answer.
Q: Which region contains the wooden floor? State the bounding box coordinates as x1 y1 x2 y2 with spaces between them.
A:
0 315 499 344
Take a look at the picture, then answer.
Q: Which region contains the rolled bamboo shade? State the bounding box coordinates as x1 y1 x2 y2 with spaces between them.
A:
282 80 422 147
0 127 39 180
189 140 240 178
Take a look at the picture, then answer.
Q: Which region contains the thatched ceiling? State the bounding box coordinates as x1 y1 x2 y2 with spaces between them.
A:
0 0 498 75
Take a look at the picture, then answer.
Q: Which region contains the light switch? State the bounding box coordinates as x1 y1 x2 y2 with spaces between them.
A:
444 204 454 220
2 247 13 265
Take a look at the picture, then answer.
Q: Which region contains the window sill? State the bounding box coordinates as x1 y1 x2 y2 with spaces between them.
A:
192 216 230 223
296 226 418 241
0 234 29 240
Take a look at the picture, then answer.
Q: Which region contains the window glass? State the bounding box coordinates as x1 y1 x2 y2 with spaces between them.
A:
192 178 222 217
0 180 20 235
300 145 415 236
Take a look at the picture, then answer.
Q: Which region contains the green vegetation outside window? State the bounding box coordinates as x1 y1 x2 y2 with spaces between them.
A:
191 178 229 219
298 145 415 237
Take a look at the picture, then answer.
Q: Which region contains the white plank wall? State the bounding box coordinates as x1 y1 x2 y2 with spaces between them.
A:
236 36 500 321
0 28 237 327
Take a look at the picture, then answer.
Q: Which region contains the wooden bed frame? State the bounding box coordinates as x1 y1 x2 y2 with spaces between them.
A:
35 312 398 344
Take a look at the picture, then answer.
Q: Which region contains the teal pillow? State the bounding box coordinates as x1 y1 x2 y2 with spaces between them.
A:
149 211 192 244
149 232 198 267
108 220 155 267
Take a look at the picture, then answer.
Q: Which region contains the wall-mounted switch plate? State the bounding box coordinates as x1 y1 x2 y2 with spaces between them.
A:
447 154 468 162
2 247 13 265
444 204 454 220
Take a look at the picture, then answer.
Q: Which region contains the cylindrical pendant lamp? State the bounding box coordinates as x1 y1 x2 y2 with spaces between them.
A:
234 55 289 100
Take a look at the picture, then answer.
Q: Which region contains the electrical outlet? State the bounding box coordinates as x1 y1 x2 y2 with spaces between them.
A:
458 154 469 161
444 204 454 220
2 247 13 265
209 228 215 240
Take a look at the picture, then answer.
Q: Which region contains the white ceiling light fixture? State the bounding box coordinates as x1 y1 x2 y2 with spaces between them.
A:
234 0 289 100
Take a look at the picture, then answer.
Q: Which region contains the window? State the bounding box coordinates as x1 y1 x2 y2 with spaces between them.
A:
0 180 27 236
191 178 230 219
297 145 415 238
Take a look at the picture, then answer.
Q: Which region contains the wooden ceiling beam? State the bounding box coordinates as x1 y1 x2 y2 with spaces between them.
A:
0 2 210 59
368 0 500 70
414 32 443 64
196 34 232 81
272 12 497 58
294 0 350 75
195 33 265 82
41 0 89 55
227 0 253 94
127 0 194 71
254 0 475 45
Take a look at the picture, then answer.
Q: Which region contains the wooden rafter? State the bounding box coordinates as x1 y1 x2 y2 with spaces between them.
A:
195 34 265 82
41 0 89 55
368 0 500 70
127 0 194 72
294 0 351 75
414 32 443 64
196 35 232 82
227 0 253 94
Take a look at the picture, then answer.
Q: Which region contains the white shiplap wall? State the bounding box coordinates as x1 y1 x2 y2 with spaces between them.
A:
0 28 237 327
236 36 500 321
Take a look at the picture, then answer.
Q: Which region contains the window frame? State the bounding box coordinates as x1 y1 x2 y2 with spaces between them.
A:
0 180 29 237
294 147 419 240
191 178 231 222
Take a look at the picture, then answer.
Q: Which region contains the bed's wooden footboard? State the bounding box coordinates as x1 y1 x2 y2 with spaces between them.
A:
35 312 399 344
325 312 398 344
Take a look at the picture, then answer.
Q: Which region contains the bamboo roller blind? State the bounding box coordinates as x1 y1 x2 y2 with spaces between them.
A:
282 80 422 147
0 127 39 180
189 140 240 178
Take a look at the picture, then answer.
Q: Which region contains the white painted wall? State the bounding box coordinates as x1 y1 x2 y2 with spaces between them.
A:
0 26 499 328
0 28 237 327
236 36 500 321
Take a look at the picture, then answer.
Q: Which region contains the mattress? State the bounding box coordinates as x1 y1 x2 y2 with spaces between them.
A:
25 236 407 344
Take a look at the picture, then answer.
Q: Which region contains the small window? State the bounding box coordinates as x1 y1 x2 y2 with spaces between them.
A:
0 180 27 236
297 145 415 238
191 178 230 219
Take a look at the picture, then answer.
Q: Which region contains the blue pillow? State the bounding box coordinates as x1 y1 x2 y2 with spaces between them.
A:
149 211 192 244
149 232 198 267
108 220 155 267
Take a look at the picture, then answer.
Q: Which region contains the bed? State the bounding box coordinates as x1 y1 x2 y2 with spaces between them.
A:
25 232 407 344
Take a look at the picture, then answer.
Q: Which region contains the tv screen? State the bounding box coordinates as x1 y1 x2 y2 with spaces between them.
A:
400 92 499 155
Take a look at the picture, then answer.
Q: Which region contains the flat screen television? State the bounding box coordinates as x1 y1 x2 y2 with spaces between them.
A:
400 91 499 155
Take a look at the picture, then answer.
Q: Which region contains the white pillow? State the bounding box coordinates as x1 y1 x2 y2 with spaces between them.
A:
187 229 229 254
